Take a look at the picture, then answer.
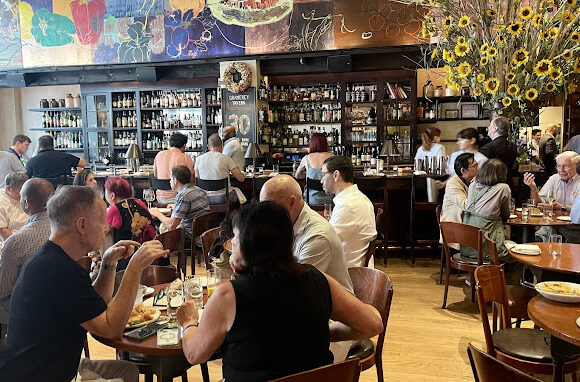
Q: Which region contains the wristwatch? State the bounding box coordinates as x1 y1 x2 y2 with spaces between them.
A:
102 262 117 271
182 322 198 332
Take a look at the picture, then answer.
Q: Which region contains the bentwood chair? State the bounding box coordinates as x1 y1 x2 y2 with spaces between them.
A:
374 208 385 264
201 227 223 270
467 343 542 382
190 211 219 274
269 359 361 382
483 232 537 332
346 267 393 382
475 265 580 379
439 221 487 308
196 178 233 234
148 175 172 207
155 228 185 279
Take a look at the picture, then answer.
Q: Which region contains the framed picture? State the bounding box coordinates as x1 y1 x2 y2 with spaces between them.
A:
445 109 459 119
461 104 480 119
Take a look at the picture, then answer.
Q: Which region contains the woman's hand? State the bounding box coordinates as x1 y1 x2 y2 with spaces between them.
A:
177 300 199 327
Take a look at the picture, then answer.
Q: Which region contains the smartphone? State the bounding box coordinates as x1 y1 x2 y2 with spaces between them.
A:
157 328 179 347
124 322 169 341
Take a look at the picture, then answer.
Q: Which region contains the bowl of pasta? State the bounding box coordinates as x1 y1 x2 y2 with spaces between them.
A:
535 282 580 303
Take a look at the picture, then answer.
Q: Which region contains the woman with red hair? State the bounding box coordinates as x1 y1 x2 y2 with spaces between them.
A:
294 133 334 205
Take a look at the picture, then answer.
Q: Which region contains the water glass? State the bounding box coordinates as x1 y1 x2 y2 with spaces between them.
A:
246 165 254 176
324 203 333 220
273 164 279 174
546 189 556 205
143 188 155 209
363 163 371 175
184 276 203 310
550 234 563 256
521 203 529 222
206 268 221 301
543 204 553 222
166 288 181 321
527 198 536 207
509 198 516 215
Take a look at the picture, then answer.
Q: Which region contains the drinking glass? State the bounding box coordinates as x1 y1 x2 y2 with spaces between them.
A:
543 204 553 222
363 163 371 175
509 198 516 215
184 276 203 310
206 268 221 301
143 188 155 209
527 198 536 207
246 165 254 176
273 164 279 174
166 288 182 321
324 203 333 220
550 234 563 256
546 190 556 205
521 203 529 222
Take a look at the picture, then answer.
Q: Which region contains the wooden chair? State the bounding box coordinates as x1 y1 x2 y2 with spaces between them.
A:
77 256 92 359
190 211 219 275
373 207 386 265
201 227 223 270
467 343 542 382
269 359 361 382
436 204 445 284
155 228 185 279
305 176 325 206
346 267 393 382
439 221 486 309
474 265 580 378
148 175 171 207
483 232 537 332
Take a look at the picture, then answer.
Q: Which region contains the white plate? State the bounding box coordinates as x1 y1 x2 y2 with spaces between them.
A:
516 208 522 212
558 216 572 221
126 307 161 329
157 208 171 215
536 282 580 303
511 244 542 256
509 214 517 219
575 316 580 328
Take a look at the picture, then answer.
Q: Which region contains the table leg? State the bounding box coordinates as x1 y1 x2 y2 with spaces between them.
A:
511 226 536 243
550 335 580 382
146 354 191 382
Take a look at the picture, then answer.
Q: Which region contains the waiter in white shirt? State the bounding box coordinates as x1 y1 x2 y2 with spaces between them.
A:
320 156 377 268
221 125 245 171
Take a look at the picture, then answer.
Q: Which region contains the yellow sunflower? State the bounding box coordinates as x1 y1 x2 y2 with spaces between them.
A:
519 6 534 20
512 48 529 67
486 9 497 17
562 11 575 22
550 68 563 81
470 23 479 30
487 46 498 58
563 49 572 60
485 78 500 93
534 59 553 76
431 49 439 60
546 82 557 92
507 72 516 82
459 16 470 27
508 22 523 35
477 73 485 83
539 31 551 40
429 0 438 5
457 62 471 78
457 36 466 44
549 27 558 39
507 84 520 96
444 65 453 74
532 14 543 27
525 88 539 101
570 31 580 41
566 0 577 7
455 43 470 57
502 97 512 107
442 16 453 28
480 43 489 54
574 57 580 73
569 83 578 93
473 87 483 96
480 56 489 65
493 25 506 31
496 34 506 45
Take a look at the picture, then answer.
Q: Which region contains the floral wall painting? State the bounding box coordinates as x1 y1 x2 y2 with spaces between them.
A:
0 0 423 70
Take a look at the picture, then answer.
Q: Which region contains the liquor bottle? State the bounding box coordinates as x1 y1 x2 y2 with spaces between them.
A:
356 147 362 165
112 96 117 108
121 111 128 128
417 102 424 119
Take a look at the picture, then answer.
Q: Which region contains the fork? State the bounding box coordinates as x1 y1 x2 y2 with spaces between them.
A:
153 288 165 306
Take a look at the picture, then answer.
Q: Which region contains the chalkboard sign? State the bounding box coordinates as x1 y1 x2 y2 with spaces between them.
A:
222 88 257 152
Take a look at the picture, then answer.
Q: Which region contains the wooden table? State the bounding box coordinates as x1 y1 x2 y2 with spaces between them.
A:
528 295 580 382
508 242 580 277
506 211 571 242
93 283 209 382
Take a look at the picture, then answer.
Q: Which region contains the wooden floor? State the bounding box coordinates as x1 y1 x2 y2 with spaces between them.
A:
88 255 493 381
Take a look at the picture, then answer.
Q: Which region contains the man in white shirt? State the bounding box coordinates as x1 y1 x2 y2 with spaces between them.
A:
528 128 541 162
320 156 376 268
222 125 245 171
260 174 353 361
0 172 29 241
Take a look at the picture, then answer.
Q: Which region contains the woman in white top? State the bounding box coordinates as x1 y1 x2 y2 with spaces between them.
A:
415 127 446 160
448 128 488 177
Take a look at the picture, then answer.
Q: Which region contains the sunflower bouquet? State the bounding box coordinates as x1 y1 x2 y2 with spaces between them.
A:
414 0 580 138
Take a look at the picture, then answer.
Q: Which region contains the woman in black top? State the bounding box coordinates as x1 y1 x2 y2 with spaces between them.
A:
176 202 383 381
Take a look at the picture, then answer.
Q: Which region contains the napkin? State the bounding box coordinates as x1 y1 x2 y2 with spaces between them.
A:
513 244 541 255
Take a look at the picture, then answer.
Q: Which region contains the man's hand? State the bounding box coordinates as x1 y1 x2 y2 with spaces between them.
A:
149 208 162 219
102 240 140 264
435 180 446 189
177 300 199 327
127 240 170 272
523 172 536 188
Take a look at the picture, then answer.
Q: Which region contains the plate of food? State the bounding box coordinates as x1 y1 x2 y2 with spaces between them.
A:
139 285 155 296
126 304 161 329
530 207 543 217
535 281 580 303
558 216 572 221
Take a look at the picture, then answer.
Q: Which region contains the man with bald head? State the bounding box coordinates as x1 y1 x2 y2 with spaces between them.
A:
0 178 54 323
222 125 245 171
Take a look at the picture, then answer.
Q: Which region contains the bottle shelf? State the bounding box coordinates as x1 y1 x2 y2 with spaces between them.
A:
86 128 109 132
112 108 136 111
55 148 83 151
268 121 341 125
268 99 340 104
417 118 487 124
113 127 138 130
141 128 202 132
29 107 81 112
30 127 82 131
383 120 413 125
417 96 479 103
141 107 202 111
345 102 377 106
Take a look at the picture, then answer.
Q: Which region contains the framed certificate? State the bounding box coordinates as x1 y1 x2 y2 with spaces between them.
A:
461 104 480 119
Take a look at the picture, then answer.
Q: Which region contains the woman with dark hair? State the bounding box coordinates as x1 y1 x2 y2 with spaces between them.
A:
414 126 446 161
73 169 98 187
176 201 382 382
294 133 333 205
461 159 511 259
447 128 488 177
104 177 156 270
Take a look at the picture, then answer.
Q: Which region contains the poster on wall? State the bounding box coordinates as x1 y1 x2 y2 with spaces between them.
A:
222 88 256 152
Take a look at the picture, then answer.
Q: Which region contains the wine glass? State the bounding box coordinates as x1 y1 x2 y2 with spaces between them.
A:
521 202 529 222
509 198 516 215
546 190 555 205
324 204 333 221
143 188 155 209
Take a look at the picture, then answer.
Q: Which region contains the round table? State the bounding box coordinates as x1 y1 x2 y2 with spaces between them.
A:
506 211 571 242
508 242 580 277
528 295 580 382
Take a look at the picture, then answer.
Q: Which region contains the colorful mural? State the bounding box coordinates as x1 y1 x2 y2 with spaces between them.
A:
0 0 424 71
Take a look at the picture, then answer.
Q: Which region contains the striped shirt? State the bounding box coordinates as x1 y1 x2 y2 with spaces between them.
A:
539 173 580 206
171 184 210 239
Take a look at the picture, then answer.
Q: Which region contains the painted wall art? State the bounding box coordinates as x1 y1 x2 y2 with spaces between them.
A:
0 0 424 71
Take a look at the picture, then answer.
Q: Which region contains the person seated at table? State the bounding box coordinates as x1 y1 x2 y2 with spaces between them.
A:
176 201 383 381
437 128 487 189
0 185 169 381
320 155 376 267
150 165 210 250
294 133 334 205
0 172 29 241
414 127 446 161
194 133 246 204
104 177 157 270
73 169 98 187
461 159 511 260
440 153 479 250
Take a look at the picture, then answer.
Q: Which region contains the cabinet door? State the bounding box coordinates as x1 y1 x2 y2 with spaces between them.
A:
84 94 110 164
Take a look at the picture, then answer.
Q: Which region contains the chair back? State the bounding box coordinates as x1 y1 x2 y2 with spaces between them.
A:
196 178 229 192
155 228 185 278
474 265 512 356
269 359 361 382
483 232 500 265
43 175 69 189
467 343 542 382
439 221 484 265
191 211 219 274
201 227 223 270
115 265 178 292
148 175 171 191
305 177 324 205
347 267 393 359
436 204 442 223
196 178 230 234
76 256 92 272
